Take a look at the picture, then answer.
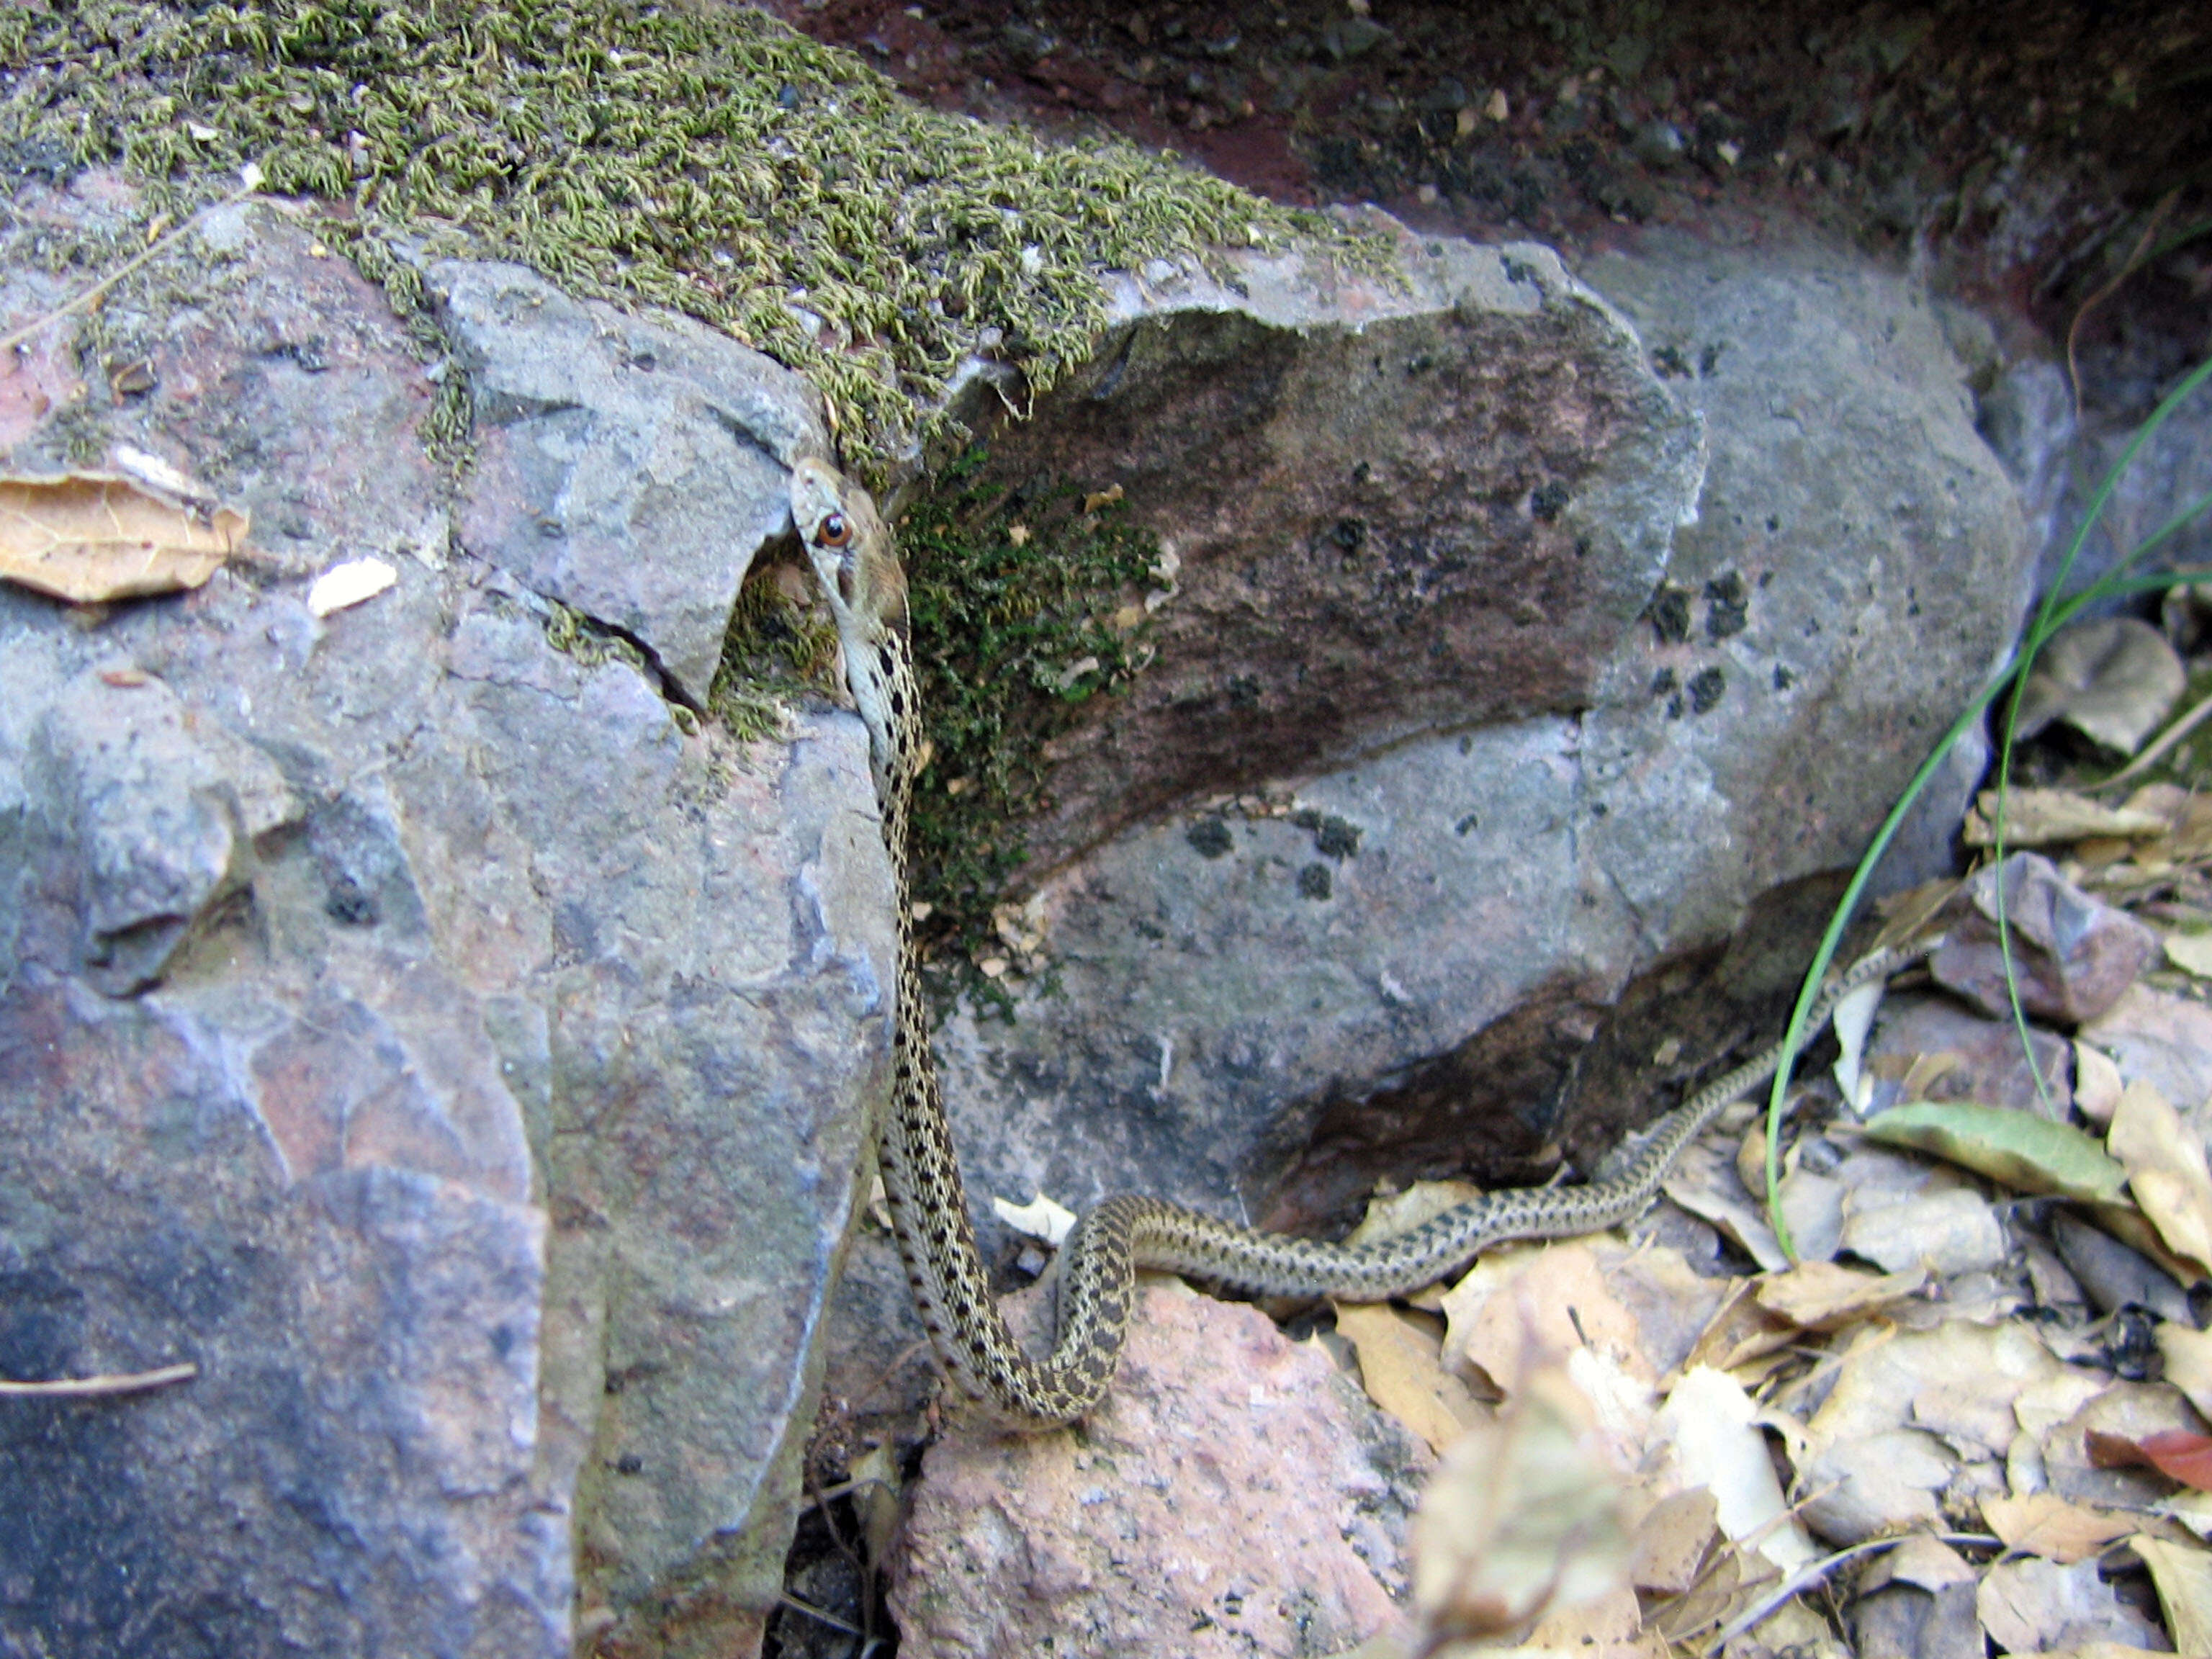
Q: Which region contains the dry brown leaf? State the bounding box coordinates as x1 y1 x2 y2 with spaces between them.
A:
1754 1260 1926 1331
2015 615 2187 755
1521 1581 1646 1653
2162 1489 2212 1542
1838 1184 2007 1277
1871 876 1962 950
2077 1041 2126 1128
1598 1241 1735 1378
2089 1426 2212 1491
1442 1241 1657 1398
1868 1532 1979 1592
2108 1079 2212 1279
2162 1323 2212 1422
1962 786 2169 847
1981 1492 2136 1563
1645 1543 1749 1648
1334 1301 1488 1456
1977 1556 2167 1654
2134 1534 2212 1656
1624 1485 1718 1594
1409 1365 1632 1646
2166 929 2212 979
1656 1366 1815 1576
0 471 245 602
1678 1278 1797 1376
1660 1138 1790 1271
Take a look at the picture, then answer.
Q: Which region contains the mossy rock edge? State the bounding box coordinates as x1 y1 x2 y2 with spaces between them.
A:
0 0 1385 482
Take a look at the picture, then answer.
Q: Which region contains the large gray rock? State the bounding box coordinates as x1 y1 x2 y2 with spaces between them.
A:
945 225 1708 872
436 261 827 705
0 179 891 1659
1979 348 2212 605
890 230 2028 1290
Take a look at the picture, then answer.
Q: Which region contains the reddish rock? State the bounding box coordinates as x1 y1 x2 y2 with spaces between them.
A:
1931 852 2157 1027
889 1280 1429 1659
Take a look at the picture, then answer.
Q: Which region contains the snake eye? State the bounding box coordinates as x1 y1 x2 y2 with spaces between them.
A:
817 511 851 549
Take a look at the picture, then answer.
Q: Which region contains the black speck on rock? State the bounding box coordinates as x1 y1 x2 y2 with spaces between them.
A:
1186 818 1234 858
1292 809 1362 860
1297 863 1333 901
1704 570 1748 639
1646 585 1692 644
1688 666 1727 713
325 876 379 926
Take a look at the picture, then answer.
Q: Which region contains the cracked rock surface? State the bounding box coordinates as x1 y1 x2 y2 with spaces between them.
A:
0 180 890 1659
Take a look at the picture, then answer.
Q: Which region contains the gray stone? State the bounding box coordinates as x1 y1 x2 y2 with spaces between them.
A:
433 261 829 705
0 179 890 1658
945 225 1708 872
11 670 294 994
1982 351 2212 603
1931 850 2158 1026
887 1281 1426 1659
1576 233 2022 950
896 230 2028 1283
1863 991 2074 1118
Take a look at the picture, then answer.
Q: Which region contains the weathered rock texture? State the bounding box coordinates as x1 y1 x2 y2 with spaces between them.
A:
0 181 891 1659
441 261 827 706
889 1280 1429 1659
954 227 1708 871
892 227 2026 1291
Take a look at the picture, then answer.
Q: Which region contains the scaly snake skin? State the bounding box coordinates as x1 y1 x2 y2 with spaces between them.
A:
792 455 1933 1429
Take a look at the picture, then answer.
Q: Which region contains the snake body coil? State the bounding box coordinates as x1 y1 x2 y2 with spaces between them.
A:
792 457 1927 1429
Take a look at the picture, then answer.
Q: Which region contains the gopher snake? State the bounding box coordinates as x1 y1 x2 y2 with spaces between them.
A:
792 456 1931 1429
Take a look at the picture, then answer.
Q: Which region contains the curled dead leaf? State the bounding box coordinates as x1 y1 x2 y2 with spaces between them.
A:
1334 1301 1488 1455
0 470 246 603
1979 1491 2136 1563
2086 1426 2212 1491
1754 1260 1926 1332
2015 615 2185 755
1962 786 2168 847
2108 1079 2212 1279
2133 1533 2212 1656
1409 1364 1631 1645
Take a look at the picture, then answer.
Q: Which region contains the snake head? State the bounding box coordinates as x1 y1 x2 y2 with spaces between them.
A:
790 456 907 644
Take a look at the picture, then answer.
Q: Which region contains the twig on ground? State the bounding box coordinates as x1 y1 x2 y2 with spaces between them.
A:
0 1360 197 1398
0 165 264 359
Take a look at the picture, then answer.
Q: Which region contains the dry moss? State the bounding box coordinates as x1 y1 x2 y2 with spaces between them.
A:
0 0 1385 480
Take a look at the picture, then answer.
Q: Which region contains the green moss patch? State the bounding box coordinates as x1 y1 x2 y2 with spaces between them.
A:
0 0 1380 480
708 563 840 744
894 446 1163 999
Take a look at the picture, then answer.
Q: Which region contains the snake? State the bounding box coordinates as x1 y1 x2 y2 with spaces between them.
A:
790 454 1935 1430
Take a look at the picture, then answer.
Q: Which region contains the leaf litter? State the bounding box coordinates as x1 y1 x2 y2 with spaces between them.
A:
0 468 247 603
1313 787 2212 1657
